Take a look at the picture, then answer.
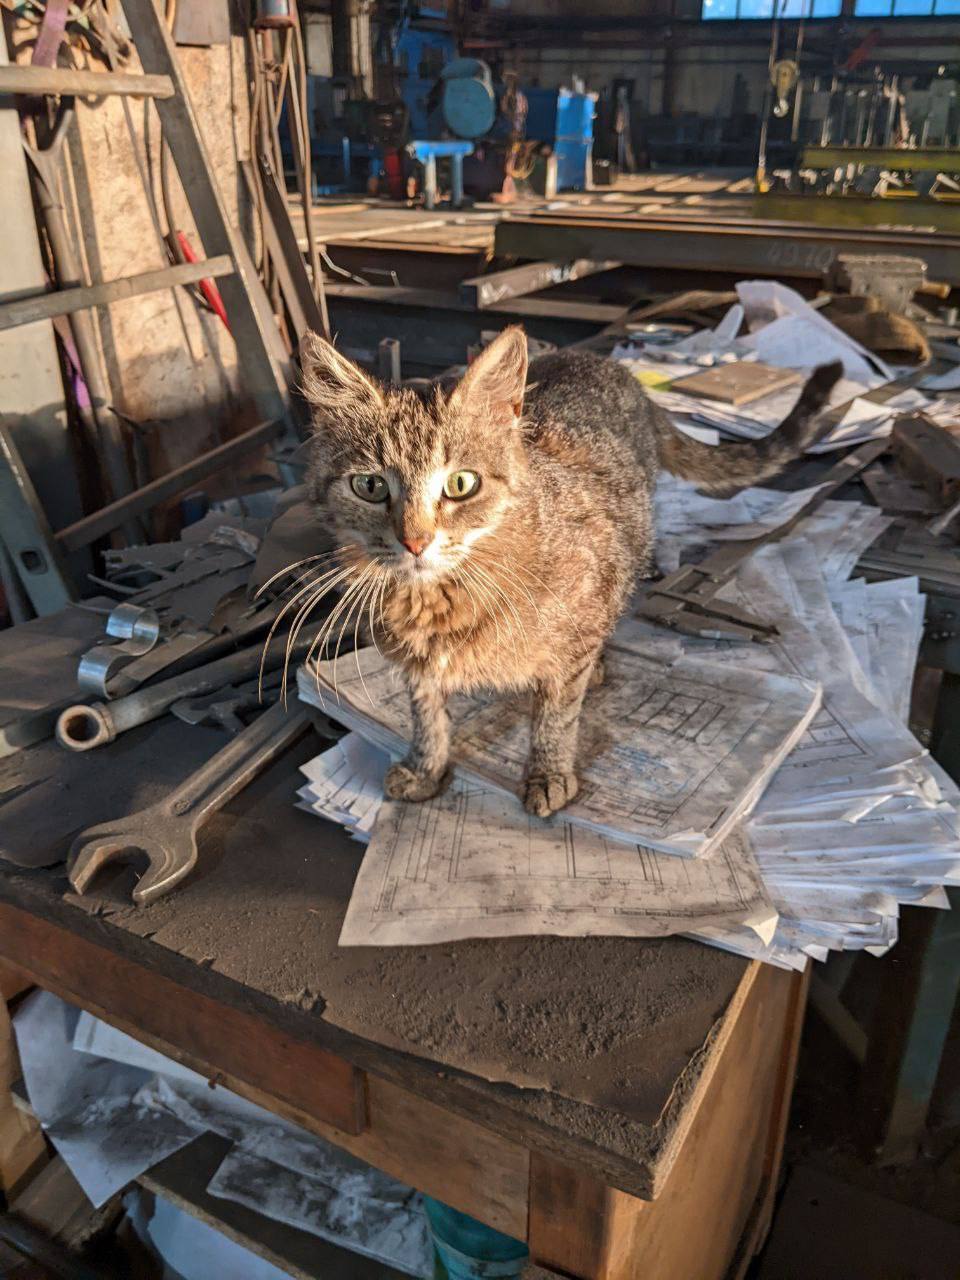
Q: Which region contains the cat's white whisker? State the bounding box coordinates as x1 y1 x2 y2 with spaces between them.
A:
330 561 379 701
282 564 359 698
258 562 354 701
466 559 530 658
457 561 506 682
308 565 376 700
253 547 351 600
350 565 385 708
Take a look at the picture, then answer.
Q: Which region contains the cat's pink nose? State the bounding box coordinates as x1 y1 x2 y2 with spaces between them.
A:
402 535 432 557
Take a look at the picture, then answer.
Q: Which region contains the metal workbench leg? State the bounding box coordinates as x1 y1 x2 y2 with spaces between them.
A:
858 891 960 1164
452 153 464 208
858 671 960 1163
423 154 437 211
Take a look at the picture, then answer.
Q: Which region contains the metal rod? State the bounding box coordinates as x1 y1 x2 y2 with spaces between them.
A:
55 417 282 552
24 117 142 541
56 634 314 750
0 64 174 99
377 337 401 385
0 255 233 332
460 259 620 310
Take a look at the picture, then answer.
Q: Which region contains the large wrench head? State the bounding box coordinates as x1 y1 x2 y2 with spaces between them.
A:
67 821 199 906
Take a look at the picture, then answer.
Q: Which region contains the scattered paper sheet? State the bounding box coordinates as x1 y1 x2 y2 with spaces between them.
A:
14 992 198 1208
653 473 886 579
736 279 892 385
298 644 821 859
15 994 432 1276
654 473 830 573
314 744 776 946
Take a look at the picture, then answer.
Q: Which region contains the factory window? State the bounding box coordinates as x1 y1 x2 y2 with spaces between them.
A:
702 0 841 16
853 0 960 10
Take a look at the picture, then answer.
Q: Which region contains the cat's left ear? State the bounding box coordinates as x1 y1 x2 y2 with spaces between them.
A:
449 326 528 427
299 331 384 429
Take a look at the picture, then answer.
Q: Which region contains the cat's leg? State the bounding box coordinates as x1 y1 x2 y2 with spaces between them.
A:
384 674 452 801
588 653 605 688
524 654 599 817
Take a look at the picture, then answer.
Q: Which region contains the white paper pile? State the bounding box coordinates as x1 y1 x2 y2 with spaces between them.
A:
679 541 959 967
299 743 778 946
297 731 388 842
614 276 960 452
294 477 958 968
15 992 432 1276
297 644 821 860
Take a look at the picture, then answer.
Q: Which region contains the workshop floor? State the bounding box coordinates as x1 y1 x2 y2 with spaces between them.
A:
750 968 960 1280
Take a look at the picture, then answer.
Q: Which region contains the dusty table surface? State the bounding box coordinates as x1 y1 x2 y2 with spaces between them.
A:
0 726 748 1195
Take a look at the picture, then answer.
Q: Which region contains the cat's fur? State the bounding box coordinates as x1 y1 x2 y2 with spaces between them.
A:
302 327 841 817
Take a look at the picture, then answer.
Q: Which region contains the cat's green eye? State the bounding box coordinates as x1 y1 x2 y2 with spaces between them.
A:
350 473 389 503
443 470 480 500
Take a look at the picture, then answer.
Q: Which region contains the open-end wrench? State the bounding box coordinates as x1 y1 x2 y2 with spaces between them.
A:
67 700 310 906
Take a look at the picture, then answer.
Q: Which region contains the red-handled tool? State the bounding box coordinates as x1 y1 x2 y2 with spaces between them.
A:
176 231 231 332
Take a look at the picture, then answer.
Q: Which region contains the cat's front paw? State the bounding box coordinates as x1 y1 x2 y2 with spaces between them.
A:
523 771 579 818
384 762 450 802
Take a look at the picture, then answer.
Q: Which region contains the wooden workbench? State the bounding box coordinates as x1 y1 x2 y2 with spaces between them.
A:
0 733 806 1279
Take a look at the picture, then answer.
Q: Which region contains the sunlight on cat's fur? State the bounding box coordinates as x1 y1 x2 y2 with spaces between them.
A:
287 327 840 818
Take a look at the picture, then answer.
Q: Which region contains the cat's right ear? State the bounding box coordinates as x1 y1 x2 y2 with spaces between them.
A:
299 332 383 428
449 325 528 428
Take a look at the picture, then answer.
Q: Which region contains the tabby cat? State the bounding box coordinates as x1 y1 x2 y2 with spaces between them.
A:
302 327 841 817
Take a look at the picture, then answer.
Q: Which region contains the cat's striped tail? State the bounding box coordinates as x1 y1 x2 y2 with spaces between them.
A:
655 360 844 494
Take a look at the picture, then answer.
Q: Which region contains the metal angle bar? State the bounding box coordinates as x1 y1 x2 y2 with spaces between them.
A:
118 0 291 428
0 256 234 332
0 426 76 614
55 418 283 553
800 144 960 173
0 64 174 99
459 259 621 309
494 219 960 287
378 337 401 384
243 157 325 344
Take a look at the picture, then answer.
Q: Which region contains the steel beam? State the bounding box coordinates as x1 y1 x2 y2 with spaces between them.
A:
0 256 233 332
459 259 620 309
494 216 960 286
55 419 283 553
0 65 174 99
801 145 960 173
753 192 960 235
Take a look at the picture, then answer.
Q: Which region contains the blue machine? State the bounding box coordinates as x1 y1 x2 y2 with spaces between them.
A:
391 22 456 139
439 58 497 140
524 87 596 191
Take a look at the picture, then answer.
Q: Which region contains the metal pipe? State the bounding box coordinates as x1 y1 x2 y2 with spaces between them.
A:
55 633 315 751
23 112 143 542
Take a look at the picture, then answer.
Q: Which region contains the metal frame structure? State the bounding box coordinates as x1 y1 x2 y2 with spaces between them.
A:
0 0 296 615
